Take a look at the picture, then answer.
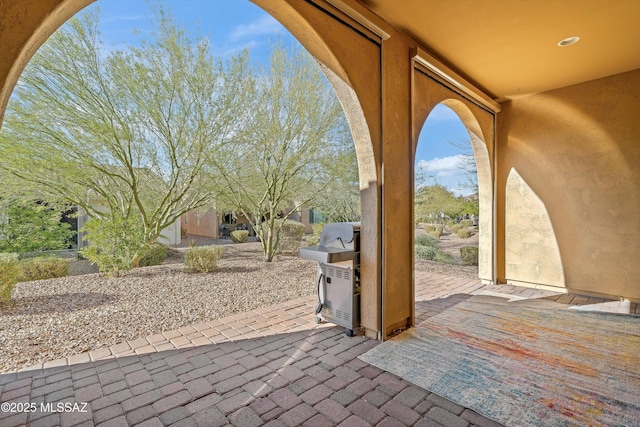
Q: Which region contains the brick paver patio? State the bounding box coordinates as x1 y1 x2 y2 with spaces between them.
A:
1 271 637 426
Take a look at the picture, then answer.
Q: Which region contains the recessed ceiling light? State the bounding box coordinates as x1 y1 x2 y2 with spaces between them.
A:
558 36 580 47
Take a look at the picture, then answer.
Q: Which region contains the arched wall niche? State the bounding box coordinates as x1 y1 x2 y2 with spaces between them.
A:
412 66 496 284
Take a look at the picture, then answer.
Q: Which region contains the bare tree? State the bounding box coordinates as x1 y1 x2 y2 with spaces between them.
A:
448 137 478 194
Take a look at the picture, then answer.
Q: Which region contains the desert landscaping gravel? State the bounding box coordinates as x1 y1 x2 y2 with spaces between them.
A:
0 239 478 373
0 243 317 373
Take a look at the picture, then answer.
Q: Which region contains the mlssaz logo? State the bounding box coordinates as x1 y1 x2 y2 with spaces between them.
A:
40 402 89 413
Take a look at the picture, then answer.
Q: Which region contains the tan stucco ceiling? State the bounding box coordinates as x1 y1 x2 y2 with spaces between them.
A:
359 0 640 100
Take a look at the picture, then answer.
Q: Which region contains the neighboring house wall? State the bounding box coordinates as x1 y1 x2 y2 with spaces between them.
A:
182 207 219 239
183 208 317 237
288 208 320 234
181 209 256 238
78 207 181 248
158 220 181 246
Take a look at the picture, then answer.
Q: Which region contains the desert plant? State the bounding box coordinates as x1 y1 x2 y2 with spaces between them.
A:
460 246 479 265
433 251 457 264
311 223 325 236
457 228 472 238
277 220 306 256
415 216 432 224
415 233 439 248
414 233 457 264
427 225 444 239
0 253 19 304
306 222 324 246
17 256 70 282
415 245 437 261
460 219 474 228
138 243 168 267
0 201 74 253
449 223 462 233
305 234 320 246
185 245 225 272
230 230 249 243
80 214 147 277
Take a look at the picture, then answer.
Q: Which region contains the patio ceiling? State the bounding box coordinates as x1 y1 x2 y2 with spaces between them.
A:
358 0 640 101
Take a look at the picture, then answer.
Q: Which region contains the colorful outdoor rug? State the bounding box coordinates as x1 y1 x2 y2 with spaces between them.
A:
360 294 640 427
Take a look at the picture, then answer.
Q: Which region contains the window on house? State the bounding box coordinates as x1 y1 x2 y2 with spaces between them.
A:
222 213 236 224
310 209 326 224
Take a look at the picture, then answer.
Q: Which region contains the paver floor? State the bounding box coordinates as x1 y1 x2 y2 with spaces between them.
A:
1 272 637 426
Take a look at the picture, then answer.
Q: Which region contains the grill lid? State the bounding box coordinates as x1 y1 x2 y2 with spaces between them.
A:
298 222 360 264
320 222 360 248
298 245 353 264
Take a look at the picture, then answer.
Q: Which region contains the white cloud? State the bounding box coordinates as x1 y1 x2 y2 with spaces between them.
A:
416 155 475 196
417 155 465 176
215 40 260 57
102 15 145 24
229 15 285 41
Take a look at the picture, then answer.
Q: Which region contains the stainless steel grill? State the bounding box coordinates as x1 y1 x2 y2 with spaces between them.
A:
299 222 361 336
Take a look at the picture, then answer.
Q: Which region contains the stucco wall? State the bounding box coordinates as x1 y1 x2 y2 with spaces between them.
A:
498 69 640 300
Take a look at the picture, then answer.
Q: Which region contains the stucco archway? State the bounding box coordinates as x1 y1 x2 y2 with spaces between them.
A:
0 0 387 337
412 58 498 290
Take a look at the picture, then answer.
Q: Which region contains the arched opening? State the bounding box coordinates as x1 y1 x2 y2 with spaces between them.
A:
411 90 494 326
0 0 378 199
414 103 480 270
0 0 382 371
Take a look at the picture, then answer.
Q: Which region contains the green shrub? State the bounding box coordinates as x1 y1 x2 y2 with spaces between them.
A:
414 233 457 264
415 233 439 248
449 223 463 232
306 223 323 246
415 245 437 261
17 257 70 282
427 225 444 239
415 216 432 224
422 224 436 233
230 230 249 243
457 228 472 238
80 214 147 276
0 253 19 304
460 219 474 228
311 223 325 236
460 246 479 265
0 202 74 253
434 251 457 264
305 234 320 246
277 220 306 255
185 245 225 272
139 243 168 267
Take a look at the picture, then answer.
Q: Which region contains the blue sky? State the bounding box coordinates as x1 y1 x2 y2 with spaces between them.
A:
417 105 475 196
87 0 474 195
